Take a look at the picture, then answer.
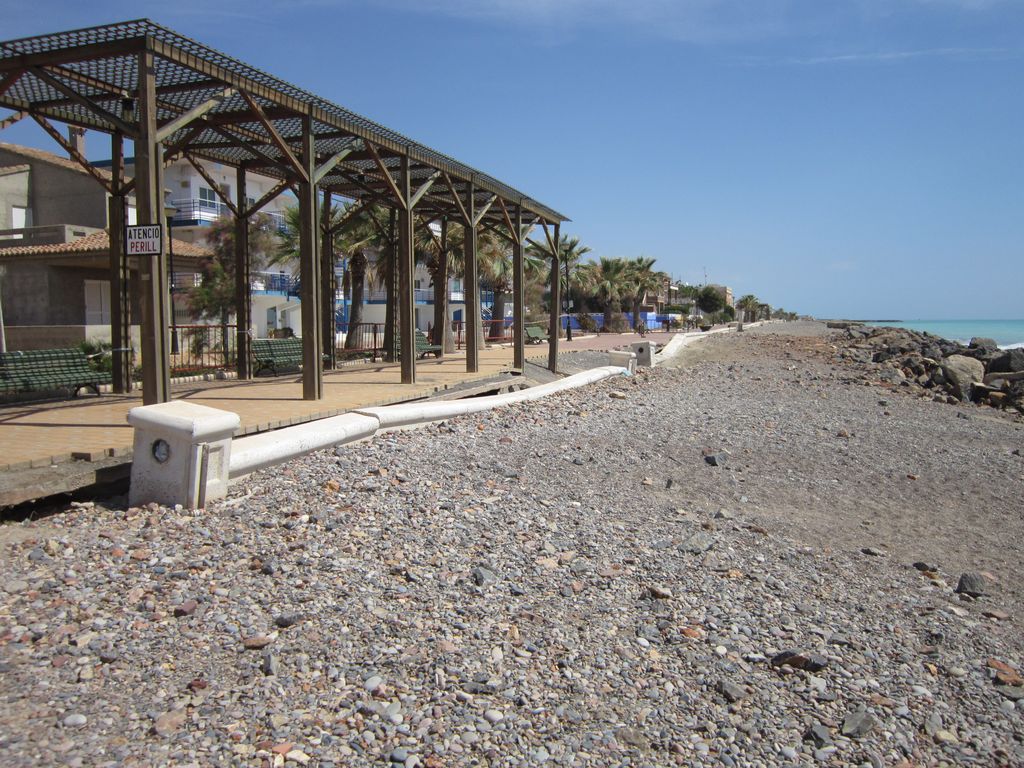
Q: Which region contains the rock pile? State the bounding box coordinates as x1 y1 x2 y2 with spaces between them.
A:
836 326 1024 414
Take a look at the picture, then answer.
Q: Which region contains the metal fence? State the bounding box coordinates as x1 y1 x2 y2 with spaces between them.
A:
170 324 237 376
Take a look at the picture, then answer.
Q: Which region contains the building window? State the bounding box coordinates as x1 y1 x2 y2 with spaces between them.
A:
10 206 30 238
198 186 218 210
84 280 111 325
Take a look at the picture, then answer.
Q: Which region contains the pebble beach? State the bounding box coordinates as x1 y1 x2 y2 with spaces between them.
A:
2 321 1022 767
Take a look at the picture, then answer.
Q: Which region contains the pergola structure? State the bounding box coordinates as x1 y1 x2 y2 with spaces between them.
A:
0 20 568 404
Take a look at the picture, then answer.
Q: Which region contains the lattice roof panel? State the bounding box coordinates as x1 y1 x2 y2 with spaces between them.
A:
0 19 566 224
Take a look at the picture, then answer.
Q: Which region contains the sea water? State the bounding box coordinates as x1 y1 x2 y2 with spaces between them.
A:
865 320 1024 349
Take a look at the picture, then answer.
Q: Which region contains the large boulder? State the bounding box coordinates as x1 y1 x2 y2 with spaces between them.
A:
969 337 998 351
989 348 1024 374
941 355 985 400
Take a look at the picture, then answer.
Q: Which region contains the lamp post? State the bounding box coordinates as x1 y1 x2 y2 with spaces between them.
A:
563 254 573 342
164 203 179 355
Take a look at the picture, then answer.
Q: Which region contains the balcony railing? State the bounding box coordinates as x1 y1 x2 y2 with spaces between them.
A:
169 198 287 232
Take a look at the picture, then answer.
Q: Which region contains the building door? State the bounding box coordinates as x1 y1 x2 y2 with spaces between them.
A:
84 280 111 325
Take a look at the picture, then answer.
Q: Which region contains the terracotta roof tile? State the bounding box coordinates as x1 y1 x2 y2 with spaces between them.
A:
0 142 112 181
0 230 211 259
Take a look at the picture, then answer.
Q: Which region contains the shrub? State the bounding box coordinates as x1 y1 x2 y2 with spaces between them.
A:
575 312 598 332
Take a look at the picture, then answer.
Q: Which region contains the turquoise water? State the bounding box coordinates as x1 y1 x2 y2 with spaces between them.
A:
865 320 1024 349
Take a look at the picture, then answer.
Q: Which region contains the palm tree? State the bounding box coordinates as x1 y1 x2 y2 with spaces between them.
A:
736 294 760 323
416 218 461 352
277 203 386 350
625 256 663 331
579 256 630 332
525 234 591 339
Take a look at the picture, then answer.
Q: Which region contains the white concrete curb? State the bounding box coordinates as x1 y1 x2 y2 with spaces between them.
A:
128 365 631 508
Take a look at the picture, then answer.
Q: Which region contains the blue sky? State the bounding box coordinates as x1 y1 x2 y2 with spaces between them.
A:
2 0 1022 319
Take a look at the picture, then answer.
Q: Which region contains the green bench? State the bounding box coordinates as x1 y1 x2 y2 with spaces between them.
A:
525 325 549 344
252 337 304 376
0 348 111 397
394 330 442 359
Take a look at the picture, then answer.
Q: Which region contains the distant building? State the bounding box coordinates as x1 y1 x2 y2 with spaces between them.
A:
707 283 734 309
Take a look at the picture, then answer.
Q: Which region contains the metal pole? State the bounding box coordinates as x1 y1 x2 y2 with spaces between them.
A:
108 131 130 393
298 113 322 400
398 156 415 384
136 48 171 404
234 165 250 378
547 222 560 373
564 250 573 342
512 205 525 371
321 190 336 371
168 212 178 355
464 182 479 373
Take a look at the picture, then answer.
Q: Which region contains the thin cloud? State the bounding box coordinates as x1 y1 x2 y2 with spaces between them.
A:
793 47 1013 64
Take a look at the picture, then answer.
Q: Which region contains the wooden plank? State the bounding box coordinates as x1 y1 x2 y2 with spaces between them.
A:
441 172 470 224
363 140 406 209
472 194 497 227
313 147 353 184
185 154 240 217
245 180 291 217
409 170 441 209
155 85 235 143
29 66 138 137
30 114 113 194
239 89 308 182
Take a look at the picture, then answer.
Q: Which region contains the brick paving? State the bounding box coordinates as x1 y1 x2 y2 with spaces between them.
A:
0 332 666 473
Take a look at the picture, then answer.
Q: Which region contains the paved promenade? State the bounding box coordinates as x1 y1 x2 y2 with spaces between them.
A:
0 332 677 472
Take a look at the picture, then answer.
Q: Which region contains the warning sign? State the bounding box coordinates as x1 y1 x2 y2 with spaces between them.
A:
126 224 163 255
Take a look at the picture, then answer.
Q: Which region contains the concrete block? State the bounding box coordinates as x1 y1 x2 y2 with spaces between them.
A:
127 401 240 510
629 341 655 367
608 350 637 373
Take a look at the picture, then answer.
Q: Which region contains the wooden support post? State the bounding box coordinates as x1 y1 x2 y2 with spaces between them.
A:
464 183 479 373
398 156 416 384
298 114 323 400
234 166 250 379
513 205 525 371
108 132 131 393
320 190 336 371
548 221 561 373
136 49 171 404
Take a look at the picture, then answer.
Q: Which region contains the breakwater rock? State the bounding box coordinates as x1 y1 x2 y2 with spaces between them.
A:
836 326 1024 414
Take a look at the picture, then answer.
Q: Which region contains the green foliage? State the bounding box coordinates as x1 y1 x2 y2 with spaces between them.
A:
696 285 726 314
575 312 598 332
188 213 280 321
78 339 112 373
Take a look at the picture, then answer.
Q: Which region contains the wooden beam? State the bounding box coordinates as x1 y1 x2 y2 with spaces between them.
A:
245 180 292 218
313 147 353 185
0 110 27 131
29 66 138 137
185 154 239 217
156 86 235 143
497 197 518 242
161 123 207 166
239 90 308 182
30 114 112 194
441 172 470 224
480 220 517 245
363 140 406 209
473 194 497 227
409 170 441 209
327 198 370 235
541 221 558 255
417 215 444 252
0 70 24 99
206 122 285 170
524 237 546 252
0 37 147 75
43 63 130 98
